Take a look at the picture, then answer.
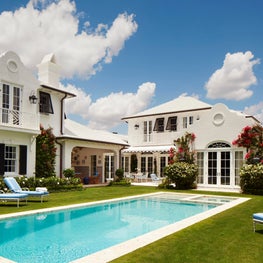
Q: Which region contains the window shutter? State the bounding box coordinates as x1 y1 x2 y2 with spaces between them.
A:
0 144 4 176
19 145 27 175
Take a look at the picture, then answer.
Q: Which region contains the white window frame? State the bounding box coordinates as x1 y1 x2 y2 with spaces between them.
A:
4 145 18 175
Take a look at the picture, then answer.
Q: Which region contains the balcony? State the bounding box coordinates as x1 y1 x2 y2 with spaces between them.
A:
0 108 39 131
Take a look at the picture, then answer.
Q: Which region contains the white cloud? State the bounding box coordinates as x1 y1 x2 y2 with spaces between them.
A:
0 0 138 79
64 82 156 130
205 51 260 100
244 102 263 124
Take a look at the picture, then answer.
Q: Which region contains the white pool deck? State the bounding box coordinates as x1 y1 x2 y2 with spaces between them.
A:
0 192 249 263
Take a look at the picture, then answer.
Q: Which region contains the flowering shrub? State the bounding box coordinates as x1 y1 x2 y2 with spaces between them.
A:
35 125 57 178
232 124 263 164
169 132 196 164
164 162 198 189
164 132 197 189
239 164 263 194
0 176 82 192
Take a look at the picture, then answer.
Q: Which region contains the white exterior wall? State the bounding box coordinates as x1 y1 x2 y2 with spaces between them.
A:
0 131 36 176
123 99 259 191
0 51 40 132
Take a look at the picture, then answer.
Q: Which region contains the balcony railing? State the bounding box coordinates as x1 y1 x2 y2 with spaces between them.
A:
0 108 39 130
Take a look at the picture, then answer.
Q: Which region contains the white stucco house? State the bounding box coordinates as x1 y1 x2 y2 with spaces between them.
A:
0 51 128 183
122 96 260 191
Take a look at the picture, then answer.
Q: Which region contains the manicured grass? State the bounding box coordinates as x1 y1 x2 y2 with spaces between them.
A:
1 186 263 262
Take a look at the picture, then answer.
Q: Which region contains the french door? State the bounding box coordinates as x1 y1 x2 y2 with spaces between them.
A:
104 154 114 182
208 151 231 185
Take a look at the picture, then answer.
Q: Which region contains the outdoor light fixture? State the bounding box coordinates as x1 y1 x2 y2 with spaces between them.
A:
29 94 38 104
134 124 139 129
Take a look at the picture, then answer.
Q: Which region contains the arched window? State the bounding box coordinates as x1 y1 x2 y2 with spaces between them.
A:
208 142 231 148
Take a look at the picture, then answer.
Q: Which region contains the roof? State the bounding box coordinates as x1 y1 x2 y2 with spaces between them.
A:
122 96 212 119
59 119 128 146
40 84 76 98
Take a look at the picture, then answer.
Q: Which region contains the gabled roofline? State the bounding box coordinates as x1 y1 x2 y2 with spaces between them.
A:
122 107 212 120
40 84 76 98
245 115 261 123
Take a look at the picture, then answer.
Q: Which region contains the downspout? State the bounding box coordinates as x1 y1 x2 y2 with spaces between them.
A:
60 93 68 135
56 93 68 178
56 139 63 178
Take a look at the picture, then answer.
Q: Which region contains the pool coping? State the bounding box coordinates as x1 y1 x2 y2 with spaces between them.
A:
0 192 250 263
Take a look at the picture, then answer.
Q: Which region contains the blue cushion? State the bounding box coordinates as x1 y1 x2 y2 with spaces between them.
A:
253 213 263 221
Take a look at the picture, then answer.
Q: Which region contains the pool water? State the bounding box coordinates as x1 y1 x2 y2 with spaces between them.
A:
0 193 218 263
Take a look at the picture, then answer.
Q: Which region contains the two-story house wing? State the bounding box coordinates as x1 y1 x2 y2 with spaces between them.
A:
0 51 40 177
122 96 259 191
0 51 128 183
37 53 129 183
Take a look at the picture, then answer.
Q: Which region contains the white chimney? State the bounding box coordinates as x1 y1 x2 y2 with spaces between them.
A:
37 53 60 88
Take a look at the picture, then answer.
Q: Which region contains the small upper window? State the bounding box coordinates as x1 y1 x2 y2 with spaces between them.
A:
166 116 177 131
189 116 194 125
153 118 164 132
183 117 187 128
39 91 54 114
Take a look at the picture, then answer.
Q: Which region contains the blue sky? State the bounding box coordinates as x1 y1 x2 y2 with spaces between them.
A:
1 0 263 133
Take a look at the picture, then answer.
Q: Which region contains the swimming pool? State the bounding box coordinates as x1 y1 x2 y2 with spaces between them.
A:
0 192 248 263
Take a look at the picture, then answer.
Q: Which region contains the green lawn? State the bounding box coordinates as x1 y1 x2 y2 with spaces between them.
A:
1 186 263 263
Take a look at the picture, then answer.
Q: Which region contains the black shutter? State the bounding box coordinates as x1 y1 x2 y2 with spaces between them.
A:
0 144 4 176
19 145 27 175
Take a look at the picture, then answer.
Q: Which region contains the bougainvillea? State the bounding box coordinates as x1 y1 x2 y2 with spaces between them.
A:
232 124 263 164
169 132 196 164
35 125 57 178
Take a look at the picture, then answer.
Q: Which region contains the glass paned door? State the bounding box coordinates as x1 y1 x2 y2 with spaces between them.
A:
220 151 230 185
208 151 231 185
208 152 217 184
104 154 114 181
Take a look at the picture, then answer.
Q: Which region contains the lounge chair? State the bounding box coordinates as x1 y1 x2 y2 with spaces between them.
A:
150 174 162 184
4 177 49 203
0 190 28 207
253 213 263 232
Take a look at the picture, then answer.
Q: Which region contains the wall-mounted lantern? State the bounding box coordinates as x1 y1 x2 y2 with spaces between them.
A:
29 92 38 104
134 124 139 129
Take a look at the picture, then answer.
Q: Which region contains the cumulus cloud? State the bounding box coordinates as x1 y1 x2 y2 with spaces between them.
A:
243 102 263 124
63 82 156 130
0 0 138 78
205 51 260 100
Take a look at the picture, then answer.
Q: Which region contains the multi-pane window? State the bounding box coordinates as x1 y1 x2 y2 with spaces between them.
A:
1 84 21 125
182 117 187 128
166 116 177 131
5 146 17 173
160 156 166 177
197 152 204 184
144 121 152 142
147 157 153 174
39 91 53 114
91 155 97 176
189 116 193 125
141 157 146 173
153 118 164 132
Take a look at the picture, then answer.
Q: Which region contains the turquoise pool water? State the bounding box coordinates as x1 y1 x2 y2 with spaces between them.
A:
0 193 218 263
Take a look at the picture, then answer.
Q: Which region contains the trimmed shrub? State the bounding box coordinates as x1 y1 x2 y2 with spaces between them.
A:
240 164 263 195
164 162 198 190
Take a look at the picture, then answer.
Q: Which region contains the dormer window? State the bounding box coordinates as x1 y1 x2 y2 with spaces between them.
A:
166 116 177 131
39 91 53 114
153 118 164 132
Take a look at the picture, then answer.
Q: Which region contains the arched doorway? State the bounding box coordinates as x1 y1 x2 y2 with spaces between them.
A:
207 142 231 186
